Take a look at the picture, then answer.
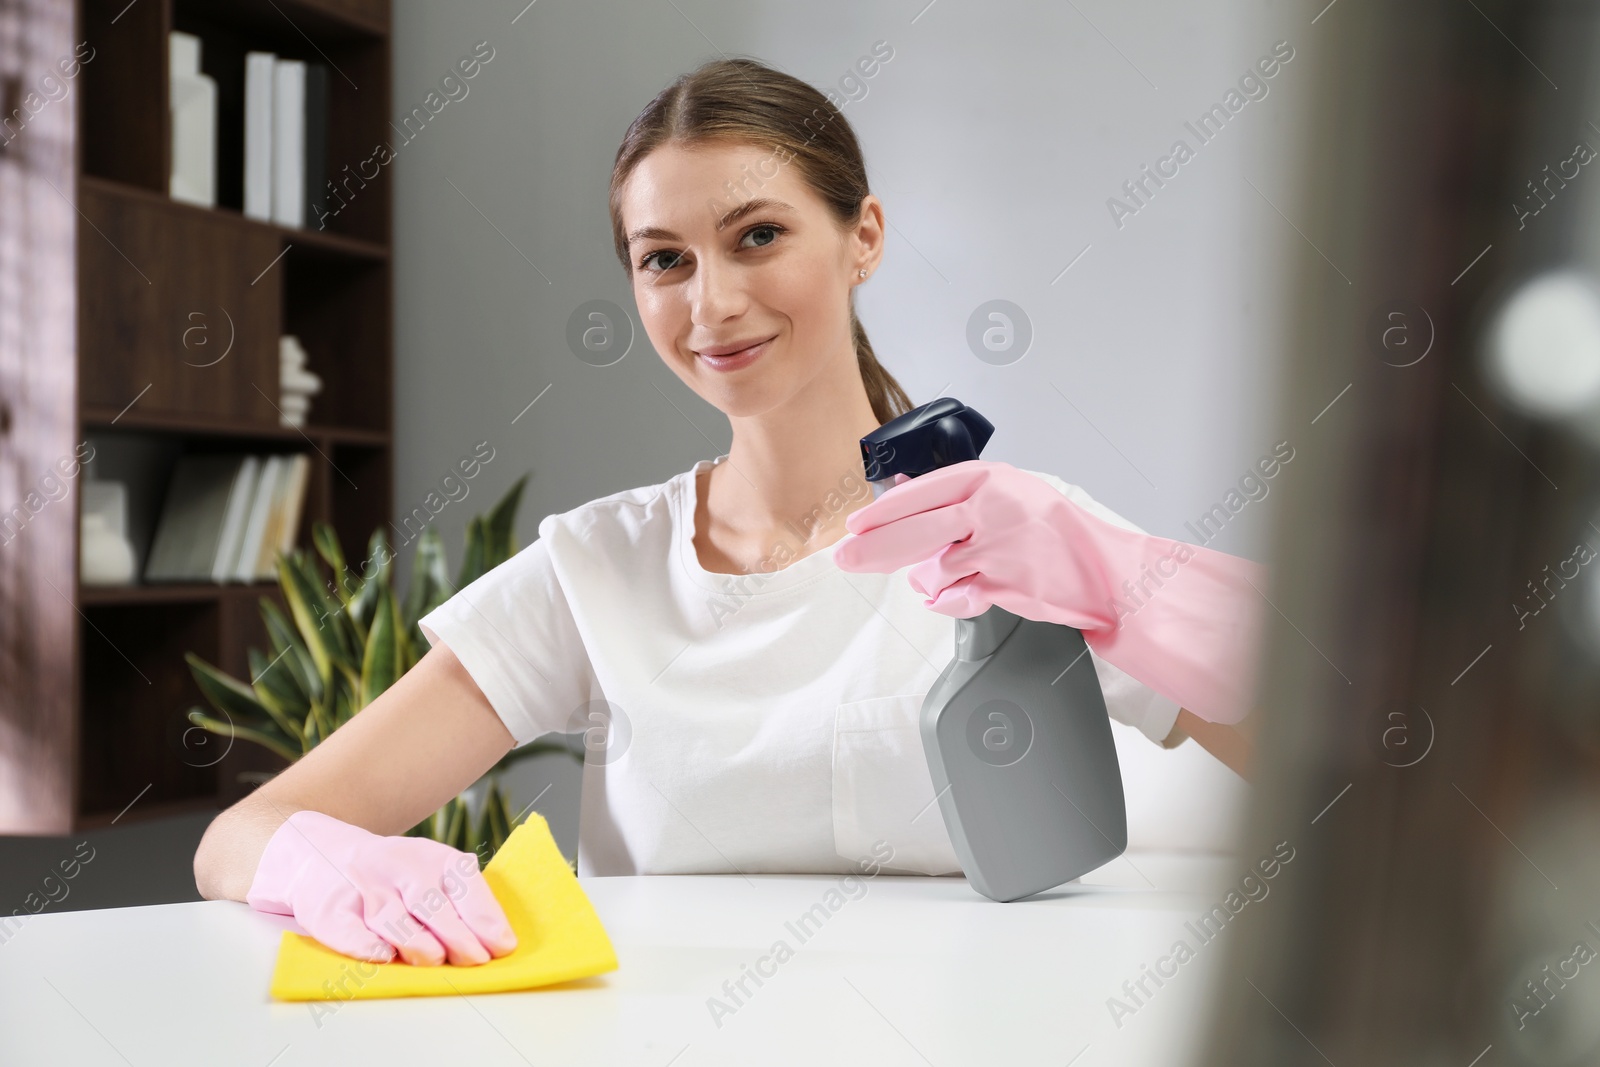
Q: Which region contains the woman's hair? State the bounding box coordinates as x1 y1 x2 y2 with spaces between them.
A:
608 57 913 425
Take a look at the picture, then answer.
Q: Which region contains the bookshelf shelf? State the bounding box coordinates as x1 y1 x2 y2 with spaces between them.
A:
81 405 391 446
78 176 390 262
0 0 393 833
77 582 285 608
176 0 389 46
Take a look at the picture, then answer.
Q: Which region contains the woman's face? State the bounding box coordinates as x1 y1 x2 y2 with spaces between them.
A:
619 139 883 419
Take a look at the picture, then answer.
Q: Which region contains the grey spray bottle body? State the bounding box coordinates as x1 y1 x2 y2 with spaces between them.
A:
860 398 1129 902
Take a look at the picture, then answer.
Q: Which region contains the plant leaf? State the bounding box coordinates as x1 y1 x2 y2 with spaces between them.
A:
246 646 309 741
456 515 487 589
443 796 467 851
398 618 421 677
311 670 349 745
302 676 344 749
402 526 452 639
315 579 365 683
488 780 513 846
348 528 391 635
280 549 362 689
277 550 337 688
360 583 402 708
312 521 355 603
185 652 277 729
333 685 357 731
481 474 528 568
260 598 322 706
466 810 484 865
251 634 310 709
472 781 495 855
185 707 300 764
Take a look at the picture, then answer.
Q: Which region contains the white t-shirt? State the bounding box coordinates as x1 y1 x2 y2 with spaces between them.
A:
418 455 1181 878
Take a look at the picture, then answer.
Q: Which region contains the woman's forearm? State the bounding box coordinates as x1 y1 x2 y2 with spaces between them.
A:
192 643 516 904
1169 707 1254 779
194 792 301 902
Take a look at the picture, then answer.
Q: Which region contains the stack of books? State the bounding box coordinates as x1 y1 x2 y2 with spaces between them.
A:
143 454 311 584
244 51 329 229
279 335 324 428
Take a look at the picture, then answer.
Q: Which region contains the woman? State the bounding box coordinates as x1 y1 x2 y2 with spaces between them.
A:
193 57 1262 968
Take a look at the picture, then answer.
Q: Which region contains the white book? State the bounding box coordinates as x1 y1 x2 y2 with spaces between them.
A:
233 455 283 582
244 51 276 221
210 455 261 583
144 456 251 583
254 453 303 576
272 59 306 228
270 455 311 567
169 32 217 207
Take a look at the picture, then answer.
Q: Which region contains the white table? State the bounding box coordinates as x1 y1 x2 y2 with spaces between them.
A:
0 852 1237 1066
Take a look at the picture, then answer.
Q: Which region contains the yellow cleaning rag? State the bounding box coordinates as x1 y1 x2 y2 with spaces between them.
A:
267 813 617 1001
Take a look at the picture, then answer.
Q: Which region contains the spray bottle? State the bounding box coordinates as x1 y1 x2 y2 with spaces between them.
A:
860 397 1128 902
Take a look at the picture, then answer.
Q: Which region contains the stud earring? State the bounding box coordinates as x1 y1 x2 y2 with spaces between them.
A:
858 269 867 277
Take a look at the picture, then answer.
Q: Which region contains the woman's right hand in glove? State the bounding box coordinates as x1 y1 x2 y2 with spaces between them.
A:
246 808 518 966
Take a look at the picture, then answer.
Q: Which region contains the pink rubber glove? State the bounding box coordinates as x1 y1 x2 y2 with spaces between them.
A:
246 809 518 966
832 460 1266 725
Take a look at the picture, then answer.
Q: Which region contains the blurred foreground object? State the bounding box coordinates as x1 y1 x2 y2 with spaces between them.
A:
1202 2 1600 1065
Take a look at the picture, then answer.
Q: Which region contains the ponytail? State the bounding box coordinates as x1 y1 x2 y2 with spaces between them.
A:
851 308 912 425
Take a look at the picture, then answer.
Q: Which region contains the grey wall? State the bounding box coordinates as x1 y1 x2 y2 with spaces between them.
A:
390 0 1313 558
389 0 1318 853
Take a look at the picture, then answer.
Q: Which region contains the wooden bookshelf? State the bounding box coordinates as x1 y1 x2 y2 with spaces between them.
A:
77 173 390 262
0 0 392 832
78 582 285 607
80 404 391 444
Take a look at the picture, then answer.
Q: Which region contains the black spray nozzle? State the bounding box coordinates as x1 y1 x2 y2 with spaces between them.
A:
860 398 994 491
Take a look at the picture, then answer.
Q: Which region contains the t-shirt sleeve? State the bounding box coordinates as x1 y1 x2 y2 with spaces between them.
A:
418 518 595 747
1020 468 1182 746
1086 648 1182 746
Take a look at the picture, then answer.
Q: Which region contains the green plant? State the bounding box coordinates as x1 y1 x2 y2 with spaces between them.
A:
183 474 577 869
